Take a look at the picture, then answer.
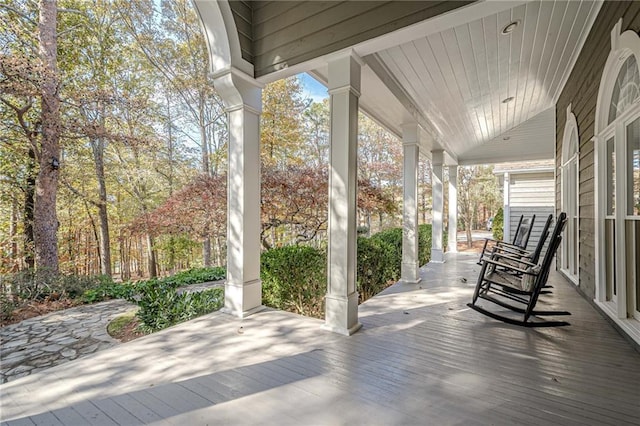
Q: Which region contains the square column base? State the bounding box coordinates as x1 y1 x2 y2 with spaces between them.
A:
323 292 361 335
431 249 445 263
401 261 422 283
222 279 265 318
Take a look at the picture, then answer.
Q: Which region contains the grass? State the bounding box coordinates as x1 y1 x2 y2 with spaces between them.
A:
107 309 145 341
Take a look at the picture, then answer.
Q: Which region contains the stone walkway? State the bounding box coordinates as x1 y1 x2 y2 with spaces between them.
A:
0 281 224 384
0 299 137 384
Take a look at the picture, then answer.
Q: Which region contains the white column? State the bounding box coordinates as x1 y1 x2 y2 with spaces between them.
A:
431 150 444 263
324 54 362 336
401 124 421 283
503 172 510 242
214 70 264 318
447 165 458 253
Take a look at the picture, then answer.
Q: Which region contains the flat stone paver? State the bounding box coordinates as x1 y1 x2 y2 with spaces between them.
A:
0 299 136 384
0 281 224 384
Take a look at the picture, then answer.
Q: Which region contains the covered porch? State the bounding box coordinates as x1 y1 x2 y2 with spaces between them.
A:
2 253 639 425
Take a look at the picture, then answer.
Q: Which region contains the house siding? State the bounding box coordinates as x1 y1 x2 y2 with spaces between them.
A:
555 1 640 299
508 172 554 253
250 1 472 77
229 0 254 64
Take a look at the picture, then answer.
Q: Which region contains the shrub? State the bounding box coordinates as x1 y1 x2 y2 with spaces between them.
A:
82 281 137 304
133 282 224 332
418 224 432 266
82 266 226 304
261 245 326 318
493 208 504 241
2 269 113 301
0 293 16 321
357 236 397 301
161 267 226 288
370 227 403 278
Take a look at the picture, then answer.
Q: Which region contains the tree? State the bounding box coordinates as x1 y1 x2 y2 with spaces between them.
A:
119 0 227 266
1 1 44 270
358 113 403 232
261 77 309 168
301 100 329 168
33 0 60 271
458 165 501 248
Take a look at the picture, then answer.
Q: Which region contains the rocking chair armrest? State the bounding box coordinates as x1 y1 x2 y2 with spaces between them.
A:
495 242 532 254
480 255 538 274
492 245 535 258
487 247 536 265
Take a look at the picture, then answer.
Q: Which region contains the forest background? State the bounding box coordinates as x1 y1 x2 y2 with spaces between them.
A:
0 0 500 282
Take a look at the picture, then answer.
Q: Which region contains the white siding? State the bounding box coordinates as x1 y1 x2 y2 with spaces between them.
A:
510 172 555 207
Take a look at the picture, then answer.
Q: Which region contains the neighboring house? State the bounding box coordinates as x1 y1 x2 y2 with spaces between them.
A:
494 161 555 252
194 1 640 346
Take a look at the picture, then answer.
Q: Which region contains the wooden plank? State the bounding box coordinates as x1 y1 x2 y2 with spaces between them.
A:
128 390 179 419
505 4 526 129
146 383 212 414
254 2 471 76
521 1 553 120
67 401 117 426
548 1 594 98
109 393 163 424
254 1 342 39
426 32 478 141
252 1 310 26
468 16 495 138
496 8 511 133
515 1 541 125
43 407 86 426
25 412 63 426
529 1 568 114
3 418 35 426
87 399 142 426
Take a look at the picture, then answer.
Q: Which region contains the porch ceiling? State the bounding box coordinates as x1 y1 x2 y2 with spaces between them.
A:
304 1 601 165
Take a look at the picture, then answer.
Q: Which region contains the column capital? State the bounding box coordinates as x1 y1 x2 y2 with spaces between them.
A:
213 67 263 114
431 149 444 165
328 55 361 94
402 122 419 146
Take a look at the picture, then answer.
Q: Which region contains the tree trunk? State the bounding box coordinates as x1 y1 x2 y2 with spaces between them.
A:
34 0 60 272
203 237 212 267
147 234 157 278
9 197 18 270
24 148 36 269
91 136 112 276
120 233 130 281
199 96 210 177
466 221 473 249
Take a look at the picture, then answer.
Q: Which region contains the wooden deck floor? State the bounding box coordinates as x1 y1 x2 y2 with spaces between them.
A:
2 253 639 425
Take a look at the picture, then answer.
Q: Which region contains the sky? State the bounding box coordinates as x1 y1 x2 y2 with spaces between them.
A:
299 73 328 103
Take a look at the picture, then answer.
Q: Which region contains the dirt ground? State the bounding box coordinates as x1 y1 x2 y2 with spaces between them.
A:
456 239 485 253
1 299 81 327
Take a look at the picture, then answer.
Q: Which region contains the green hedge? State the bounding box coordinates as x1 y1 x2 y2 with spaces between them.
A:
259 226 449 318
370 228 403 280
417 224 447 265
131 283 223 332
357 236 397 301
493 208 504 241
82 266 226 303
261 245 326 318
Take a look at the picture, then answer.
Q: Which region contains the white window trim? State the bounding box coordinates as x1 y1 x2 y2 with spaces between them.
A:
560 104 580 285
593 19 640 345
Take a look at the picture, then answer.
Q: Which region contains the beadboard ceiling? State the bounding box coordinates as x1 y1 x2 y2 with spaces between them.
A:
307 0 602 165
